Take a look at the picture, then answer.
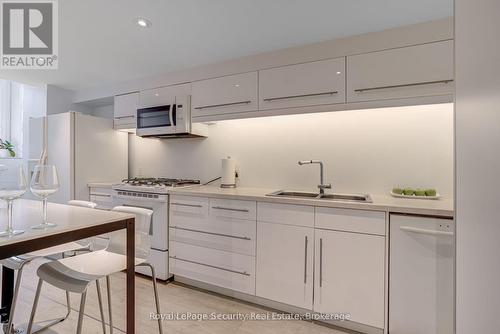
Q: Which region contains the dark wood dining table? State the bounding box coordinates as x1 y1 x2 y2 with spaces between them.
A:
0 199 136 333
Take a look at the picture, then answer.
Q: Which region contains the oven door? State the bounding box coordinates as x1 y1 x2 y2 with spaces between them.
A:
136 104 176 137
112 195 168 251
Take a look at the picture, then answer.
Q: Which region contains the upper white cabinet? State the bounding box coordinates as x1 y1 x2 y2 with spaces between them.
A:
192 72 258 117
347 40 454 102
114 92 138 129
139 83 191 108
259 58 346 110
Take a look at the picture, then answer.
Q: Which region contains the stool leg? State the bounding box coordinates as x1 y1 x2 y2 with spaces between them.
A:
76 291 87 334
96 279 107 334
150 265 163 334
106 276 114 334
6 265 24 334
27 278 43 334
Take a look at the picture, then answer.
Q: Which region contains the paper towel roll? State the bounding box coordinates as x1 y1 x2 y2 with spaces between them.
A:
221 157 236 188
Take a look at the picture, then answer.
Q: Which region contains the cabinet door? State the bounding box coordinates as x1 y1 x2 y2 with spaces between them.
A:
256 222 314 309
259 58 345 110
347 40 454 102
192 72 258 117
114 92 138 127
314 229 385 329
139 83 191 108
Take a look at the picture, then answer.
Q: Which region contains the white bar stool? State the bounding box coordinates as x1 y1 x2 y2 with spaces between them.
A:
26 206 163 334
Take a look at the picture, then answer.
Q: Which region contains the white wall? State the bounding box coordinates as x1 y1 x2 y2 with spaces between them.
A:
130 103 453 197
455 0 500 332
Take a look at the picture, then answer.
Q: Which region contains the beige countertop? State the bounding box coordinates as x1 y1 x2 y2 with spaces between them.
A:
169 185 454 218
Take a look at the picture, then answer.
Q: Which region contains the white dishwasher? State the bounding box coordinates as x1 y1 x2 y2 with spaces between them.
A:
389 214 454 334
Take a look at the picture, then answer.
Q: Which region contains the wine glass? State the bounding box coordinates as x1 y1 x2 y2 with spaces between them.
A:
30 165 60 229
0 164 27 237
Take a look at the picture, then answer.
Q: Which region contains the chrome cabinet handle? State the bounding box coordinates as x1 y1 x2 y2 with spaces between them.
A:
400 226 454 237
114 115 135 120
304 236 308 284
170 256 250 276
263 91 338 102
354 79 453 93
90 193 111 198
170 225 251 240
212 206 249 213
171 202 203 208
319 238 323 288
194 100 252 110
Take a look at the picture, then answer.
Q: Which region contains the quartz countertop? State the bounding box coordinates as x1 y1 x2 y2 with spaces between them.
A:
169 185 453 217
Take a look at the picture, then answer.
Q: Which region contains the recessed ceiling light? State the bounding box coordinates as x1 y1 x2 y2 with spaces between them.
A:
135 17 152 28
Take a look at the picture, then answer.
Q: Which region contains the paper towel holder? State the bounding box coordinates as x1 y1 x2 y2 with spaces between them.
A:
221 156 237 188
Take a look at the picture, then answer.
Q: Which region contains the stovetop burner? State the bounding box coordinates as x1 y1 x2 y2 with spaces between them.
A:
122 177 201 187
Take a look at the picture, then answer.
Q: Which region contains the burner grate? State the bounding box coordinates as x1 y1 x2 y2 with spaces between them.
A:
122 177 200 187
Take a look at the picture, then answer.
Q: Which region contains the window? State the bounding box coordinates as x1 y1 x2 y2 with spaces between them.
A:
0 79 46 158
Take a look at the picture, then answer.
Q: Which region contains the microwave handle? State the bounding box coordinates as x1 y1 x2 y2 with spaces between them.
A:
169 103 174 127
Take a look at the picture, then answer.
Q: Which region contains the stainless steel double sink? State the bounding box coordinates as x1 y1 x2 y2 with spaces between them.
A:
266 190 372 203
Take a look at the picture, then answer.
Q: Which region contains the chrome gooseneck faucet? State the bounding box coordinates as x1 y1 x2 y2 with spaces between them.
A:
298 160 332 196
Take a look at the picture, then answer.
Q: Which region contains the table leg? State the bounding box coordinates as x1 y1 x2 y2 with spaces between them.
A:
126 218 135 334
1 266 14 324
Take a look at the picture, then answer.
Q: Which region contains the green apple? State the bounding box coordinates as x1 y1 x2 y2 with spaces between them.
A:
392 187 404 195
403 188 415 196
415 189 426 196
425 189 437 197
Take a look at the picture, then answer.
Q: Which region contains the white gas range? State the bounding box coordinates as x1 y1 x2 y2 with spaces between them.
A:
112 178 200 280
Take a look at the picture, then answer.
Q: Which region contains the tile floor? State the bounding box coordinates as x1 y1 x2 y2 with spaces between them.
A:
1 259 349 334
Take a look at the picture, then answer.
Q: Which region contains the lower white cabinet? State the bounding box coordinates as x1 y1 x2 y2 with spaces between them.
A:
256 222 314 309
314 229 385 329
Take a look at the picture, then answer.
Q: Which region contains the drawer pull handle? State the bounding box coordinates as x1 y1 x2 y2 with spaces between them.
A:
400 226 454 237
194 100 252 110
354 80 453 93
263 91 338 102
90 193 111 198
114 115 135 120
171 202 203 208
170 256 250 276
212 206 249 213
170 226 251 240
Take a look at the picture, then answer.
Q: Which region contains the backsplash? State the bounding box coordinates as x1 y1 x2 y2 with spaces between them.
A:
129 103 453 197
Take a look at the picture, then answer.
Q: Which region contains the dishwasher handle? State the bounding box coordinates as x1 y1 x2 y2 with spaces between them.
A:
400 226 454 237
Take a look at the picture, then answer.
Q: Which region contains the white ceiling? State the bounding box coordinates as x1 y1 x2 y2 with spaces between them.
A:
0 0 453 91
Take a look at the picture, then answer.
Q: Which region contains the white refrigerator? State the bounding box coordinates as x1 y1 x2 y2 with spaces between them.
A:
29 112 128 203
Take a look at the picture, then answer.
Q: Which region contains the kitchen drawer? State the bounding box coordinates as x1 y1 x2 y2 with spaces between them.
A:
347 40 454 102
89 187 113 210
209 198 256 221
170 241 255 294
170 195 209 216
192 72 258 117
169 219 255 256
315 207 386 235
257 202 314 227
259 58 346 110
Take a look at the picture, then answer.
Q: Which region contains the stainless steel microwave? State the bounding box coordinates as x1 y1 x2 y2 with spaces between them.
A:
136 95 206 138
